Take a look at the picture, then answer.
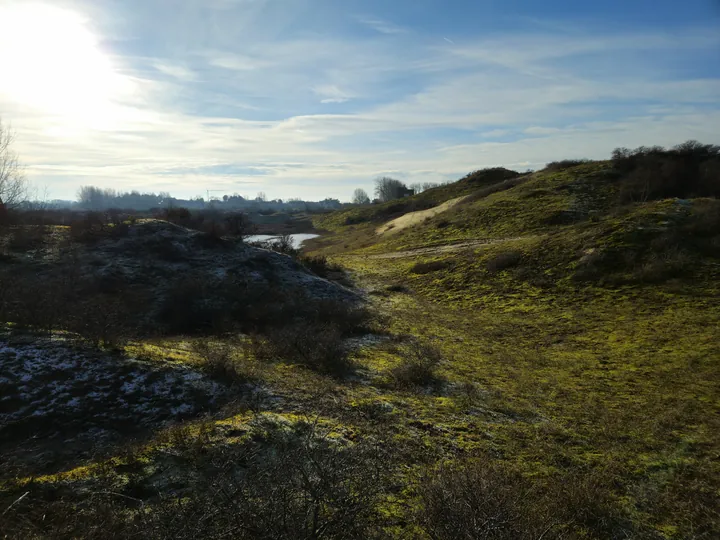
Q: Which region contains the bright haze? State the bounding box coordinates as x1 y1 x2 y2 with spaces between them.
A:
0 0 719 201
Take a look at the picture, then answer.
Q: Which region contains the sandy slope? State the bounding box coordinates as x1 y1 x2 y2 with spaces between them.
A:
375 195 470 235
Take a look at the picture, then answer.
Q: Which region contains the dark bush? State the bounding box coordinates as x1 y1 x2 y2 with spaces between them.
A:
418 460 548 539
486 251 523 273
390 340 444 389
544 159 591 171
612 141 720 202
0 420 390 540
156 277 228 334
418 459 636 540
461 167 522 186
191 340 257 385
260 234 298 257
409 260 451 275
8 226 46 252
163 207 192 226
257 322 353 375
297 254 343 278
69 212 108 243
385 283 410 293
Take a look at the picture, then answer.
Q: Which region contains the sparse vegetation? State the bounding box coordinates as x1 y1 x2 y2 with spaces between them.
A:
2 142 720 539
390 340 444 389
544 158 591 171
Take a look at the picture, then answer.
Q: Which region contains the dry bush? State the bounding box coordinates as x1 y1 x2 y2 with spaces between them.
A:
635 248 692 283
8 226 46 252
486 251 523 273
0 419 390 540
156 276 228 334
409 260 451 275
390 340 444 389
418 459 637 540
297 254 343 278
544 159 591 171
256 322 353 375
192 340 260 385
66 294 136 348
418 460 550 540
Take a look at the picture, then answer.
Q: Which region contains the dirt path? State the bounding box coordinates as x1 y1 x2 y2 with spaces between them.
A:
376 195 470 235
363 236 533 259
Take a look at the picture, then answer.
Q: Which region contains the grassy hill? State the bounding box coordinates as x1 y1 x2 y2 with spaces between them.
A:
301 145 720 538
1 144 718 539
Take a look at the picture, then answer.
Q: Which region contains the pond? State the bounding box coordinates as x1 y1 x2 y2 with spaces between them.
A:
245 233 320 249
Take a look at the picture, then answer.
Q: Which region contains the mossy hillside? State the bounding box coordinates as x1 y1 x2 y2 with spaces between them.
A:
3 157 719 538
301 160 720 537
315 167 522 232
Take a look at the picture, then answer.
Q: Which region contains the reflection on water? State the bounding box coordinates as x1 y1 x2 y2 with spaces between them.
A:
245 233 320 249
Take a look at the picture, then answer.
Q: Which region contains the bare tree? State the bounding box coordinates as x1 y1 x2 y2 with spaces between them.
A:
0 119 28 220
410 182 440 194
374 177 410 202
352 188 370 205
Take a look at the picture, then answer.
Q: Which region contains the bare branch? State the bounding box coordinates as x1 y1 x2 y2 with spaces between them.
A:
0 118 28 211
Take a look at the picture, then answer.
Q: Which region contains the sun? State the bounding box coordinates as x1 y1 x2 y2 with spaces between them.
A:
0 2 135 130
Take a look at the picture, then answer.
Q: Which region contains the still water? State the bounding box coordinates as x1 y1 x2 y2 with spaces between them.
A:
245 233 319 249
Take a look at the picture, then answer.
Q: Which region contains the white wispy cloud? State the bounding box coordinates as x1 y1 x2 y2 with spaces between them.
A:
313 85 354 104
153 61 197 81
357 17 408 35
207 52 270 71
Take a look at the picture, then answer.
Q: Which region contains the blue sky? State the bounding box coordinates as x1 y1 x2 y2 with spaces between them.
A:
0 0 718 201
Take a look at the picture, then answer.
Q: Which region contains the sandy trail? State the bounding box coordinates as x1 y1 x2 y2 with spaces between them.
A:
363 236 534 259
375 195 470 235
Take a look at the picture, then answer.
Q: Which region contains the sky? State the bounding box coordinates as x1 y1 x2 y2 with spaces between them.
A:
0 0 719 202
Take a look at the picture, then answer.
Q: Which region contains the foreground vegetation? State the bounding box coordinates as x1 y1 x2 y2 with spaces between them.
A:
1 142 719 538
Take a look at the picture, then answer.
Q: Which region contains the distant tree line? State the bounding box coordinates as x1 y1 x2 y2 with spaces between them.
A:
74 186 343 212
351 178 444 205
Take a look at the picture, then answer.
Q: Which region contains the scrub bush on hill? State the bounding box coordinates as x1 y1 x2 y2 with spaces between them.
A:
612 140 720 202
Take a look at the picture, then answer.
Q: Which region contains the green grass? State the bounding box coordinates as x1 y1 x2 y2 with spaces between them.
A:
2 160 719 538
301 160 720 537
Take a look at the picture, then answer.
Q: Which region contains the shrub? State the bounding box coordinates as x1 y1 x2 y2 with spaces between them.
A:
290 297 374 336
544 159 591 171
258 234 298 257
67 294 136 348
0 419 390 539
612 141 720 202
409 260 450 275
69 212 107 243
8 226 46 252
461 167 522 185
257 322 353 375
191 340 257 385
418 459 636 540
163 207 192 226
636 248 692 283
486 251 523 273
418 459 549 539
385 283 410 294
390 340 444 389
156 277 221 334
297 254 343 279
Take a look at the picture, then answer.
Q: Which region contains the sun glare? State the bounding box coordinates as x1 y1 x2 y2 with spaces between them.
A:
0 2 134 130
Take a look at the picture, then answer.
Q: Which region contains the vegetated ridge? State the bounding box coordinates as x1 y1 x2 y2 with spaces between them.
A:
1 142 719 539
